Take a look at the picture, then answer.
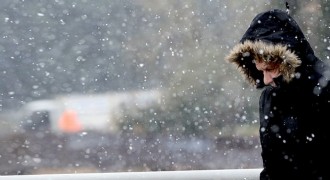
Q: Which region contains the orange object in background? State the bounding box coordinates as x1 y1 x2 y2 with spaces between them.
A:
58 110 82 133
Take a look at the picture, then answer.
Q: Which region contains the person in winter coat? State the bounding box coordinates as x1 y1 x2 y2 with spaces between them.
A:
226 9 330 180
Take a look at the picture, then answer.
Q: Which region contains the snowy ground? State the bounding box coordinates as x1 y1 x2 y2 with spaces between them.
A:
0 131 262 175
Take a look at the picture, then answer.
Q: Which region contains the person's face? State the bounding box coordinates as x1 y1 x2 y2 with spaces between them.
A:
255 60 281 87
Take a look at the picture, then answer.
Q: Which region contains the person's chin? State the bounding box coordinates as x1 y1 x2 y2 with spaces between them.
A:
265 82 276 87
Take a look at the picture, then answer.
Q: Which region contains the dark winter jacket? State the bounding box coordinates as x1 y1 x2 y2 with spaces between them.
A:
226 9 330 180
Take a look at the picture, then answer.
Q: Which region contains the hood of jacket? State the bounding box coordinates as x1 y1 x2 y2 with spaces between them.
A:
226 9 321 88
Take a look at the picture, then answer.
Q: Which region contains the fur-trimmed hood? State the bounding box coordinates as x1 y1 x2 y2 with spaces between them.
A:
226 9 321 88
226 40 301 87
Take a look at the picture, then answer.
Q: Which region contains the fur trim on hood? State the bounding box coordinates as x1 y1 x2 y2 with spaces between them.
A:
225 40 301 87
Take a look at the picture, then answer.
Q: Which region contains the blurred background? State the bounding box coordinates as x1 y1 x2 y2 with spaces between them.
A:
0 0 329 175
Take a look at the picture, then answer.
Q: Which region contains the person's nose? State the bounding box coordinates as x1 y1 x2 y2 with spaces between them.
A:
263 72 274 85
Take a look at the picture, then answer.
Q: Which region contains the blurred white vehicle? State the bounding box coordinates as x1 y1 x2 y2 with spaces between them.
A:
19 90 161 134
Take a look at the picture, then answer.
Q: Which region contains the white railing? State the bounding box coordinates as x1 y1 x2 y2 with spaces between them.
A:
0 169 262 180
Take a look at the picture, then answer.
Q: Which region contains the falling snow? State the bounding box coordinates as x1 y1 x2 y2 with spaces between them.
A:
0 0 329 176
